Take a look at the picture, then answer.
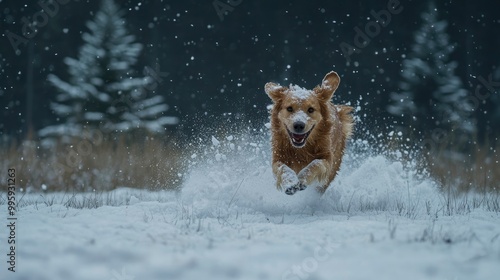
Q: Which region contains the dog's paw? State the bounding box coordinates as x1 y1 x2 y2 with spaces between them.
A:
285 183 307 195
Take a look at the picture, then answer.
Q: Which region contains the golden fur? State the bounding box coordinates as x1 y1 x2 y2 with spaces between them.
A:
265 71 354 195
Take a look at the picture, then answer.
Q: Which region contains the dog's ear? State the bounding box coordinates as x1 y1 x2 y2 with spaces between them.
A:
265 82 285 102
318 71 340 101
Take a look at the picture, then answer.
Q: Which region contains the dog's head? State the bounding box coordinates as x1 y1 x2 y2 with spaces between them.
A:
264 71 340 148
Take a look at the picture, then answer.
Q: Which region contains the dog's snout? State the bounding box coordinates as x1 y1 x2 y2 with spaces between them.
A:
293 122 305 133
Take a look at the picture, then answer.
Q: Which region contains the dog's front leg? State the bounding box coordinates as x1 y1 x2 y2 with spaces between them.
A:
298 159 330 190
273 162 305 195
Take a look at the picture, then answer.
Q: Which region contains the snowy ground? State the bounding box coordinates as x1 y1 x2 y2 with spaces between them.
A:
2 133 500 280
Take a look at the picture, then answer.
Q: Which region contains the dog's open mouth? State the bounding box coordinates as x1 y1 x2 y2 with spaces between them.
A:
287 126 314 148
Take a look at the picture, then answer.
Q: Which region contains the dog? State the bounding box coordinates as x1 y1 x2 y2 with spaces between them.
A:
264 71 354 195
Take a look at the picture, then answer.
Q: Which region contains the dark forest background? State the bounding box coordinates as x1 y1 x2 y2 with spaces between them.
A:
1 0 499 144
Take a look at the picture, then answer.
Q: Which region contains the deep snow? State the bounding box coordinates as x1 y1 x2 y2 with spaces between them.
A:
2 130 500 280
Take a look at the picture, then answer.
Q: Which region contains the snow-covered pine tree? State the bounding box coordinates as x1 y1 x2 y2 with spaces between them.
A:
39 0 178 142
387 1 474 139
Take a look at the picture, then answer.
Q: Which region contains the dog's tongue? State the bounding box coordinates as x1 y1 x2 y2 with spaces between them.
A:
292 133 306 143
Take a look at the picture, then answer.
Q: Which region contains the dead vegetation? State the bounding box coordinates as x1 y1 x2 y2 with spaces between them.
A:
427 143 499 193
0 133 185 192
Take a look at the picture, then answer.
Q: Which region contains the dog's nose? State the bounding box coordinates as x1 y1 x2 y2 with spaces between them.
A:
293 122 305 133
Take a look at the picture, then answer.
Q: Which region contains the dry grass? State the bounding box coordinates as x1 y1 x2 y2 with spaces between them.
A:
379 129 499 193
427 143 500 193
0 133 185 192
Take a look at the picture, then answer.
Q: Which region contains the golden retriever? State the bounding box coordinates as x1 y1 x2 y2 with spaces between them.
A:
264 71 354 195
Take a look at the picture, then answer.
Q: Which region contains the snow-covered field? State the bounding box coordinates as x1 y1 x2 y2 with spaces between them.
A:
2 132 500 280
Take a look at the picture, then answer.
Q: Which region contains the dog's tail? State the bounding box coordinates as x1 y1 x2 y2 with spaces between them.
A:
336 105 354 139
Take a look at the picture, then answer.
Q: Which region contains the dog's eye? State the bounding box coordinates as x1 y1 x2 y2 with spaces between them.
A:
308 107 315 113
287 106 293 112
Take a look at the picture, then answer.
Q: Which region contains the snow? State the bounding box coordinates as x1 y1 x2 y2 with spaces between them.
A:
38 124 83 140
278 164 300 190
135 104 168 117
3 131 500 280
84 112 104 121
158 115 180 126
289 84 313 100
291 110 310 124
211 136 220 146
269 84 283 91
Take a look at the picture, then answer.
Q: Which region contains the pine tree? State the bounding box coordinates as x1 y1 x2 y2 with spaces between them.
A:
39 0 178 142
387 1 474 138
